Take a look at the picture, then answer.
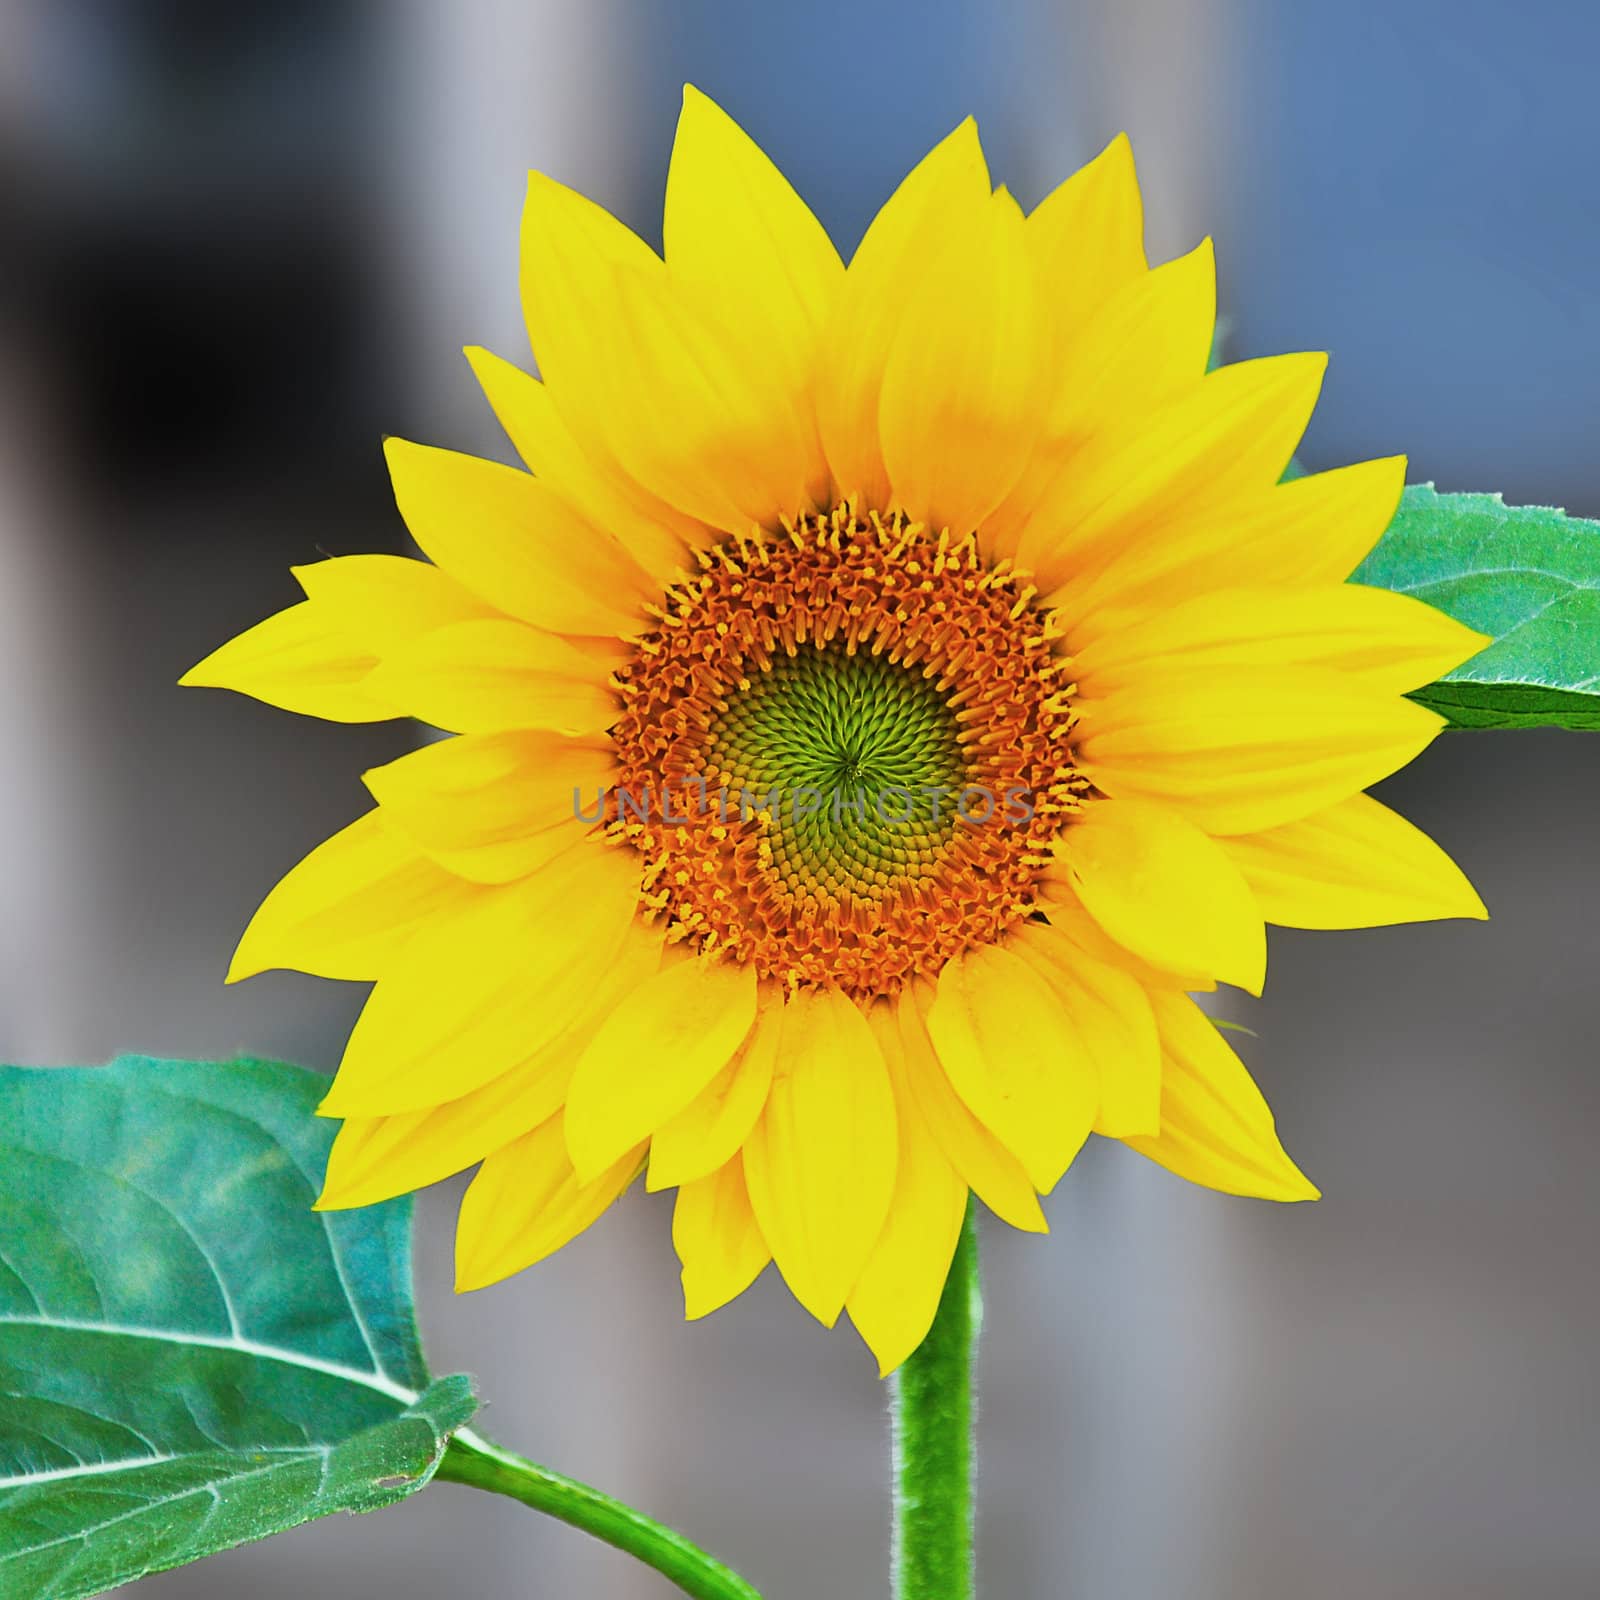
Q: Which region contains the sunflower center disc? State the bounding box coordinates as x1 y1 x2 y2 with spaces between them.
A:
707 644 967 901
607 507 1086 997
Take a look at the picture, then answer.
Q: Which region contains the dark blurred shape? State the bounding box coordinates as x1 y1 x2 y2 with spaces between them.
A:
20 0 392 517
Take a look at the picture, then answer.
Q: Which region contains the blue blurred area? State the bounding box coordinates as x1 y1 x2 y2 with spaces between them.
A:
1227 0 1600 507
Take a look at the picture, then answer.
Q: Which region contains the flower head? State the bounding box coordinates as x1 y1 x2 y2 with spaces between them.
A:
184 87 1486 1372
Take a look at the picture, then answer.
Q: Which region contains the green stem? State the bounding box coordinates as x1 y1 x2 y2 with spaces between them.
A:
436 1427 763 1600
891 1200 980 1599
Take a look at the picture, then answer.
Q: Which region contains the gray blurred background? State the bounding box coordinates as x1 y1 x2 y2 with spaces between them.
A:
2 1 1597 1595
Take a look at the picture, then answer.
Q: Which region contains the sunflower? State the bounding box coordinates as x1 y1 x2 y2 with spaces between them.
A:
184 87 1486 1373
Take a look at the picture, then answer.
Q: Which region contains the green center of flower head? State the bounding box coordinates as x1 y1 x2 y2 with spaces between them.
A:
706 642 969 900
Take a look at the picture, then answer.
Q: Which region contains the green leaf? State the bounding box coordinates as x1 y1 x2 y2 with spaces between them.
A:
1354 484 1600 729
0 1056 476 1600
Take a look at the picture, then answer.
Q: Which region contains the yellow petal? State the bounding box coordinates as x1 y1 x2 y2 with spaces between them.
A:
1049 235 1213 434
362 731 614 884
519 171 718 550
647 986 782 1190
465 344 692 583
1008 927 1162 1138
292 553 494 649
673 1155 771 1320
817 117 991 512
663 86 842 448
1025 132 1146 343
849 1005 970 1375
318 923 664 1209
383 437 651 636
524 167 662 376
455 1114 641 1291
879 188 1047 533
665 90 840 295
179 600 389 722
893 988 1045 1232
742 987 897 1325
1045 798 1266 995
1123 992 1319 1202
523 148 827 532
592 264 829 530
1220 792 1487 930
1025 900 1209 993
924 945 1097 1192
318 839 640 1117
1060 455 1409 630
188 553 505 723
1021 352 1328 593
364 617 621 737
228 809 472 983
1073 583 1488 699
1074 664 1446 835
564 954 759 1181
518 165 659 398
986 238 1214 555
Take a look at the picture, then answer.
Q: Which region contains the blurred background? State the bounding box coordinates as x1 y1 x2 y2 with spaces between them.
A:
2 0 1597 1595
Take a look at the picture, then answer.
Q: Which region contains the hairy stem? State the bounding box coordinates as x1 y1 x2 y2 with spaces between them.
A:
891 1201 980 1599
436 1427 763 1600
